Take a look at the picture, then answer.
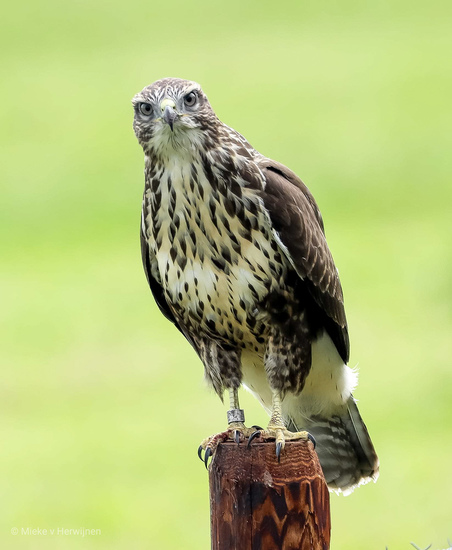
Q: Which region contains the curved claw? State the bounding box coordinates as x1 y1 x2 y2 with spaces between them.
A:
204 447 212 469
197 445 204 462
251 425 263 431
247 430 261 448
234 430 241 444
307 433 316 449
276 442 282 462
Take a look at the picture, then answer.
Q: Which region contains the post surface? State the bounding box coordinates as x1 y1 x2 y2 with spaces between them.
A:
209 440 330 550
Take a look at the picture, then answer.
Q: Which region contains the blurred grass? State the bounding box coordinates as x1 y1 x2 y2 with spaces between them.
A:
1 0 451 548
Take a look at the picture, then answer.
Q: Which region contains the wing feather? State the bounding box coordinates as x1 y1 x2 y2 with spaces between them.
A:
140 221 178 325
257 157 350 363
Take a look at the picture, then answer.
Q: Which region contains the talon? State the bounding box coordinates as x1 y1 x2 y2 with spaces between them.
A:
247 430 261 448
276 442 282 462
307 433 316 449
251 425 263 430
234 430 240 444
204 448 212 469
197 445 204 461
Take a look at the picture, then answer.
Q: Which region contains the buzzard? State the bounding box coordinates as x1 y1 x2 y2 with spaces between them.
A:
132 78 379 494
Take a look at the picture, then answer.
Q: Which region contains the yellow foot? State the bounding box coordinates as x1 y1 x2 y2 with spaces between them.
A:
197 423 263 468
247 425 316 462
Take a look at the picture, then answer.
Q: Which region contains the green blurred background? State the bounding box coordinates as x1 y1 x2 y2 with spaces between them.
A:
1 0 451 548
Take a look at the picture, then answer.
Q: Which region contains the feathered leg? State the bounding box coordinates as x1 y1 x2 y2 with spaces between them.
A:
245 325 315 460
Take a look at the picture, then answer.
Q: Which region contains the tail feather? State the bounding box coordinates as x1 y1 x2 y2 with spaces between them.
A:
287 397 379 495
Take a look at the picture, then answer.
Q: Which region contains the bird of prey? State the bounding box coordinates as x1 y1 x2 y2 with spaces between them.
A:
132 77 379 494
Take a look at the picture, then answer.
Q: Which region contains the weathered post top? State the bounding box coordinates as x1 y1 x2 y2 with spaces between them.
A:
209 439 330 550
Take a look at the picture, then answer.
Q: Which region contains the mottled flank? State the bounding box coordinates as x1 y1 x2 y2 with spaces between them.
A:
133 77 379 493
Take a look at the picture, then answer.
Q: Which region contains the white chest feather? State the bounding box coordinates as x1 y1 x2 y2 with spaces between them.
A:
143 156 283 343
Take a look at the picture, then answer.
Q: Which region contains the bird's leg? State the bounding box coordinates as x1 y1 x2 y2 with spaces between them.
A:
198 388 258 467
248 390 315 461
226 387 246 442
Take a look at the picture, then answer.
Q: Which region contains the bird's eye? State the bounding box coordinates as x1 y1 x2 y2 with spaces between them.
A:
139 103 153 116
184 92 197 107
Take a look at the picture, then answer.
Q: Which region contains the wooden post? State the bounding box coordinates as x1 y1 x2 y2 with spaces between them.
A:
209 439 330 550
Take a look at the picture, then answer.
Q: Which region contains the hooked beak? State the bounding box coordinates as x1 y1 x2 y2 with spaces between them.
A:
160 98 177 131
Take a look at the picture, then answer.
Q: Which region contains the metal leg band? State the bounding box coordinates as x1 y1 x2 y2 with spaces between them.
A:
227 409 245 424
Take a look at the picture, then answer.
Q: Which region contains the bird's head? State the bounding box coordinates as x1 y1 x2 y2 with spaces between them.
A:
132 78 218 156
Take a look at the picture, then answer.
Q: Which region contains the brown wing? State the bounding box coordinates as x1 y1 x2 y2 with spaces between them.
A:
257 157 350 363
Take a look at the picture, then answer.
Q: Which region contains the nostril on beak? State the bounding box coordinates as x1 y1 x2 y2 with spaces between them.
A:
160 98 176 112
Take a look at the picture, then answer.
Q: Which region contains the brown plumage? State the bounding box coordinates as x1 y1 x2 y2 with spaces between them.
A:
132 77 379 493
